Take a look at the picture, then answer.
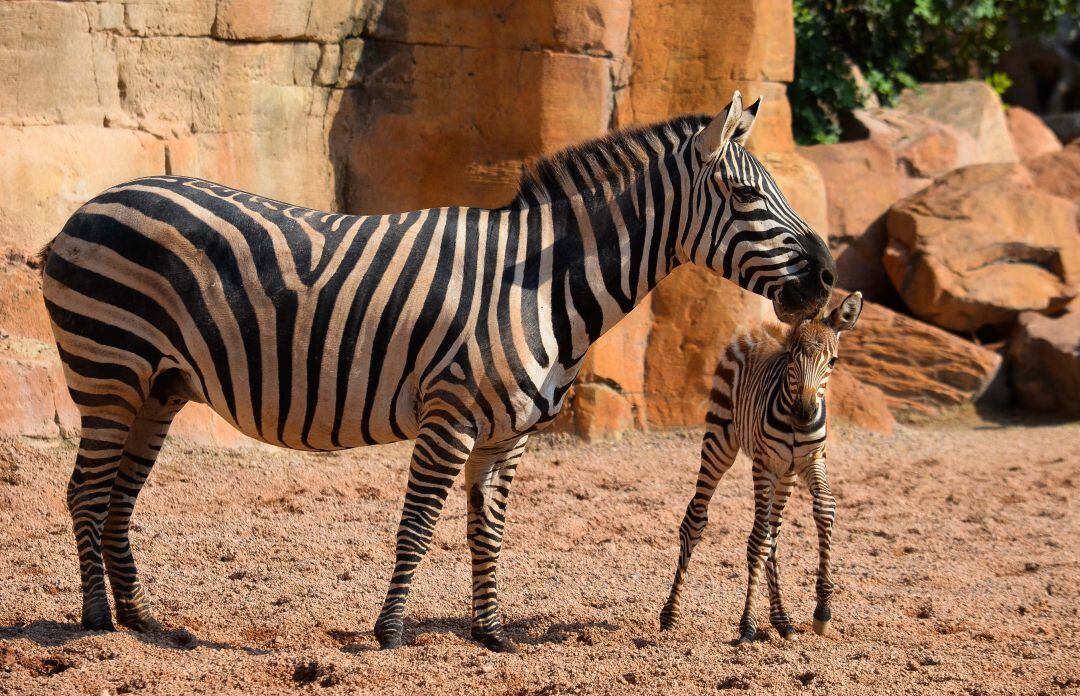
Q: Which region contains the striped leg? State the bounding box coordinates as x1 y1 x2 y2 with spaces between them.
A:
464 435 528 653
764 473 796 640
801 459 836 636
103 392 184 632
660 423 739 630
69 409 138 631
374 421 475 649
737 463 776 645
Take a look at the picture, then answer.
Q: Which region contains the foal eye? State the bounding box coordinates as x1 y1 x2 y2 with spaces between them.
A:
828 357 838 368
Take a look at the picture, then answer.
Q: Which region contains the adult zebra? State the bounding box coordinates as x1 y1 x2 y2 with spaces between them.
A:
41 92 835 653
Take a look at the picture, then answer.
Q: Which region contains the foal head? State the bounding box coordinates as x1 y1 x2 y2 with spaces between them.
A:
785 291 863 427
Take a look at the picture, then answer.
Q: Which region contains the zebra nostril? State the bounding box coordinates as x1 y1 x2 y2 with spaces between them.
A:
820 268 835 288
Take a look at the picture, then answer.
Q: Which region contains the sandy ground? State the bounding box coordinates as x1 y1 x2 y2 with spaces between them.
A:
0 416 1077 695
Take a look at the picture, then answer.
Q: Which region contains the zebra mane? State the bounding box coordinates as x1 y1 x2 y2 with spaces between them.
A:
503 114 711 208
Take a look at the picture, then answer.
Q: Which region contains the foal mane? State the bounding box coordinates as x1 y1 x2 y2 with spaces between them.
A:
502 114 710 209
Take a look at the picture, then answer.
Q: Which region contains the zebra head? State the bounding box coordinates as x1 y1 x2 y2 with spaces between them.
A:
687 91 837 323
786 291 863 426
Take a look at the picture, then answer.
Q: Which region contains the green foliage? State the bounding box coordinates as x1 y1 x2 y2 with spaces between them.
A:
790 0 1075 144
985 71 1013 97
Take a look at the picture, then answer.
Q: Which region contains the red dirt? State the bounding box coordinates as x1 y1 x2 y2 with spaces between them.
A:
0 418 1078 694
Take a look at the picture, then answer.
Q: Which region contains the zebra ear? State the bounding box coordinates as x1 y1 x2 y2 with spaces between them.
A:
827 291 863 334
732 96 762 146
697 91 744 161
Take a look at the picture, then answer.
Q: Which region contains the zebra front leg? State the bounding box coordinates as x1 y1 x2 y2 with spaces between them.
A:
660 423 738 630
374 421 475 650
103 391 184 632
764 473 796 640
737 463 775 645
464 435 528 653
802 458 836 636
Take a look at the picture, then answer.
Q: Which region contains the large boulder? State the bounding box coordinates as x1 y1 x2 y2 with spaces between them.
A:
1006 107 1062 161
826 369 895 433
895 81 1018 166
800 106 982 303
845 107 978 183
1025 140 1080 204
836 294 1003 419
1009 300 1080 417
885 163 1080 332
799 136 900 302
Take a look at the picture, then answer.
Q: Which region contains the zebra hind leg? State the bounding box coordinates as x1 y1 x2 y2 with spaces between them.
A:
374 421 475 649
103 378 186 632
660 422 738 631
69 407 139 631
764 474 796 640
464 435 528 653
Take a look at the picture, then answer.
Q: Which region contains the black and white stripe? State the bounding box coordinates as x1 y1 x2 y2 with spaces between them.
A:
660 292 862 643
41 91 836 652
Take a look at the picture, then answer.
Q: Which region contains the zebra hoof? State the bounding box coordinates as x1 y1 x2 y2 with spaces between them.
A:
812 619 830 636
659 611 678 631
735 628 756 646
778 626 798 642
472 628 518 654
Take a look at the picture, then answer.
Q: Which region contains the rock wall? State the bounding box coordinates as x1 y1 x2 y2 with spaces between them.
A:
0 0 823 444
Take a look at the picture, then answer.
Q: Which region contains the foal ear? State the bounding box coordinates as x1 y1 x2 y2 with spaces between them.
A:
827 291 863 333
697 91 744 161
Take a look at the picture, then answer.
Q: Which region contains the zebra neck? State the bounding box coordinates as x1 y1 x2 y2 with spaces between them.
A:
539 153 691 366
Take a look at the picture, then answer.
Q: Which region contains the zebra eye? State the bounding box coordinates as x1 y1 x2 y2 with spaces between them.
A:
828 357 838 368
732 186 763 203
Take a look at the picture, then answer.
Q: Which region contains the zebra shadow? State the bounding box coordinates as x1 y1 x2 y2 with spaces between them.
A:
0 619 269 655
375 615 622 650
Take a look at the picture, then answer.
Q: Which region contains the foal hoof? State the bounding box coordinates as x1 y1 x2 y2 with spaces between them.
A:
374 624 403 650
812 604 831 636
659 612 678 632
472 629 518 654
778 625 798 642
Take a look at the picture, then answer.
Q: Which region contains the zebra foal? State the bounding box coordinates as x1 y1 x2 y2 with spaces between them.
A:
660 291 863 644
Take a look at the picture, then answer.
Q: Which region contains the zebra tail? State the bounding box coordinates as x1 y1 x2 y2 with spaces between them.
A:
34 238 56 277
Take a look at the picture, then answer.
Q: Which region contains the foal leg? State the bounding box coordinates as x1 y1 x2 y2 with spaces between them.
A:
464 435 528 652
103 388 185 631
802 458 837 636
764 472 796 640
374 419 475 649
737 463 775 645
660 422 738 630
